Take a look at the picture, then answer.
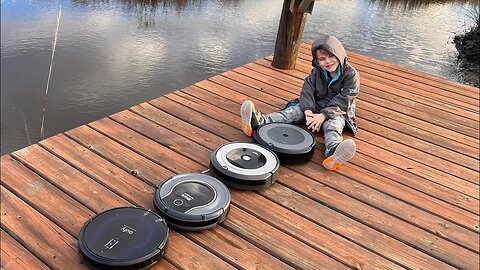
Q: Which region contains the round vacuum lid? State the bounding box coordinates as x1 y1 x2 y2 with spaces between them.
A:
254 123 315 155
154 173 230 231
210 142 280 190
78 207 168 270
213 142 278 176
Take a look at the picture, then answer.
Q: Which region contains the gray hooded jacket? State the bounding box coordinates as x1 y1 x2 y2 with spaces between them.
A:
299 35 359 135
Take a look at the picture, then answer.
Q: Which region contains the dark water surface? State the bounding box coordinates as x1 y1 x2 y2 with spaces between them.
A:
1 0 478 154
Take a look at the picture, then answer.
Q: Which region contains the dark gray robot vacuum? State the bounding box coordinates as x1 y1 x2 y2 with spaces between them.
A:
153 173 230 231
78 207 168 270
253 123 315 164
210 142 280 190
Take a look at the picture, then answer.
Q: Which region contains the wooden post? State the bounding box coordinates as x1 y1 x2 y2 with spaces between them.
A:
272 0 313 70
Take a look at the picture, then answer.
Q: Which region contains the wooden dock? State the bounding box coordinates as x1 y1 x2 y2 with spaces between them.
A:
1 41 479 270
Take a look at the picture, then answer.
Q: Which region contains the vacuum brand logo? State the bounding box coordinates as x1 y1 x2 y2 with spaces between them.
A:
121 225 136 235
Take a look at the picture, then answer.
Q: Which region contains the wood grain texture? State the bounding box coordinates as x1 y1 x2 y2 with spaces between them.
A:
1 229 50 270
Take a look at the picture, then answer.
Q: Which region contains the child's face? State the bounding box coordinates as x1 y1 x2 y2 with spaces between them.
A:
315 49 339 73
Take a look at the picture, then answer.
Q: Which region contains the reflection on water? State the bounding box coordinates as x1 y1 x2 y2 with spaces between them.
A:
371 0 479 8
1 0 478 154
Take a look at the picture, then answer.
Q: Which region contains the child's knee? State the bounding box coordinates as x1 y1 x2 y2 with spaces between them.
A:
322 117 345 132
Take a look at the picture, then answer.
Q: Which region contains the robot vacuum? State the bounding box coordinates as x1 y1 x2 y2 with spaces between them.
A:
253 123 315 163
210 142 280 190
78 207 168 270
153 173 230 231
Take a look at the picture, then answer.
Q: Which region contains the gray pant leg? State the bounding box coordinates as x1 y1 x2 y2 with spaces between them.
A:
323 116 345 156
261 104 305 125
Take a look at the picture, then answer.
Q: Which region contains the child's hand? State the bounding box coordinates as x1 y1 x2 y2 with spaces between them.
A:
304 110 314 125
306 113 326 132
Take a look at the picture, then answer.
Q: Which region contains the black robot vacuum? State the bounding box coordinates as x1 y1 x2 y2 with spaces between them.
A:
153 173 230 231
78 207 169 270
210 142 280 190
253 123 315 163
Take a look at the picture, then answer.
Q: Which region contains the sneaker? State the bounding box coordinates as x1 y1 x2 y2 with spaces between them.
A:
240 100 262 136
322 139 356 171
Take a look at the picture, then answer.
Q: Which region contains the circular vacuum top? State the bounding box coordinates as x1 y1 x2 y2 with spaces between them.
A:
254 123 315 155
78 207 168 270
154 173 230 231
210 142 280 190
213 142 278 176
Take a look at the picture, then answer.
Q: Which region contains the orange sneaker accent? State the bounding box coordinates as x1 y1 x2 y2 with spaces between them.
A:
241 123 252 136
322 156 341 171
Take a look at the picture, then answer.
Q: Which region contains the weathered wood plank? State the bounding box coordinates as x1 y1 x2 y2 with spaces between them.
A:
351 151 479 216
221 69 298 101
1 229 50 270
285 159 480 269
158 231 236 270
131 103 223 150
184 227 295 270
259 180 457 270
230 191 406 270
12 145 129 212
65 125 174 186
88 118 205 173
1 155 93 237
195 80 279 113
357 102 479 156
358 79 479 123
358 91 479 138
39 134 154 207
209 75 290 109
231 66 302 96
0 186 85 270
224 205 350 270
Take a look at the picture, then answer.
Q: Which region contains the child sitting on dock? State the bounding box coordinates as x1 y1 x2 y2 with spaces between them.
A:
240 35 359 171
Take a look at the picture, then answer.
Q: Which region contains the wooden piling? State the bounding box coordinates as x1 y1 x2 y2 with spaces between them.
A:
272 0 309 69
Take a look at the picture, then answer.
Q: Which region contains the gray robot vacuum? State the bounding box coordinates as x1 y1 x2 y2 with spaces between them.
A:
210 142 280 190
253 123 315 163
153 173 230 231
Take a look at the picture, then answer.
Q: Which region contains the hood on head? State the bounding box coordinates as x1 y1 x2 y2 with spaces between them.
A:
311 35 347 70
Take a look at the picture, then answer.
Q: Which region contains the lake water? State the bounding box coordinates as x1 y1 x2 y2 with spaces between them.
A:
1 0 478 154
